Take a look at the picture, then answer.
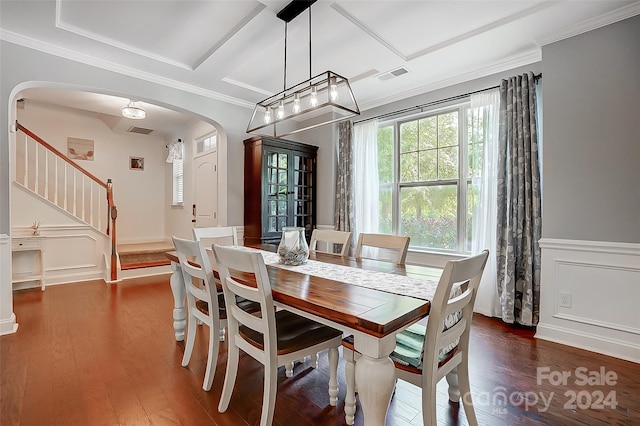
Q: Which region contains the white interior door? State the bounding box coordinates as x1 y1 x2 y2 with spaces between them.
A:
194 150 218 228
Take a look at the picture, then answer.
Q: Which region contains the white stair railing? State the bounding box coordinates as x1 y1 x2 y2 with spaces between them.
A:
14 123 110 235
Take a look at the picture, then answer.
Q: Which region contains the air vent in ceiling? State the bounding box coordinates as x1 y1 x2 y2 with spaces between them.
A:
128 126 154 135
378 67 409 81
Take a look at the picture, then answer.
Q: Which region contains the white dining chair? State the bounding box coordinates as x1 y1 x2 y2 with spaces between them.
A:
212 244 343 426
192 226 240 337
343 250 489 425
309 229 352 257
354 233 410 265
171 236 225 392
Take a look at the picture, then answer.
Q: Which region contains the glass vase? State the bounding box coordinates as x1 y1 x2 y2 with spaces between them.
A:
277 227 309 266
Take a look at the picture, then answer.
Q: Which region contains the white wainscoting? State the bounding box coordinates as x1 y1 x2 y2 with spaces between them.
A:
0 233 19 335
12 225 109 288
537 238 640 363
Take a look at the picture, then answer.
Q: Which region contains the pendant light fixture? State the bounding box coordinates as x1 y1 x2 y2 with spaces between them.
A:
122 100 146 120
247 0 359 138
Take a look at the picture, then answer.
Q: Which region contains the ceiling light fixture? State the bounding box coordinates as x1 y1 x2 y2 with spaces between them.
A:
247 0 359 138
122 100 146 120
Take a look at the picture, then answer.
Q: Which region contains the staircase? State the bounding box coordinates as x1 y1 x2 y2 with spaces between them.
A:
14 122 119 281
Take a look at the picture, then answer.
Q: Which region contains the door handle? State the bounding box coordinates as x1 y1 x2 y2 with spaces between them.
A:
192 204 196 216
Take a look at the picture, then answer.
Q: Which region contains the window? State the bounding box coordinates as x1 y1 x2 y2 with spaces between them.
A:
196 133 217 155
377 104 486 253
172 144 184 205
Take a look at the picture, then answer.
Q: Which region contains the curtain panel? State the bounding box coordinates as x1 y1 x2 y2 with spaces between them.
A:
335 121 355 248
470 89 501 317
496 72 542 326
353 120 380 244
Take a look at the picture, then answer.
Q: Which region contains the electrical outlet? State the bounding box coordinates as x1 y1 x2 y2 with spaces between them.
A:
559 291 572 308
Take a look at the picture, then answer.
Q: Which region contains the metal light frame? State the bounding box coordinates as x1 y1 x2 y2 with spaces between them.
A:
246 1 359 138
247 70 359 137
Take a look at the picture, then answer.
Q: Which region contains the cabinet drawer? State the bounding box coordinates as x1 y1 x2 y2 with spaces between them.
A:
12 239 42 251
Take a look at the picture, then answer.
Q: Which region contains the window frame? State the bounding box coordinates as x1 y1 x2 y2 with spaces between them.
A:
195 131 217 158
379 102 474 254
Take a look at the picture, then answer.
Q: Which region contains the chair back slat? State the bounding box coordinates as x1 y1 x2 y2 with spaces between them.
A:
444 289 473 317
438 318 467 350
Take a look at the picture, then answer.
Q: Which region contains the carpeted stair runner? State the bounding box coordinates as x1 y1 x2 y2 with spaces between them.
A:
118 242 174 270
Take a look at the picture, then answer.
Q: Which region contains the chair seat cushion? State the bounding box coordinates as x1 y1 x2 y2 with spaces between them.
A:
391 323 427 368
240 310 342 355
391 284 464 369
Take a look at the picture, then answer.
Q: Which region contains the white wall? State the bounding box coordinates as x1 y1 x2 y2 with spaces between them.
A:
16 100 167 243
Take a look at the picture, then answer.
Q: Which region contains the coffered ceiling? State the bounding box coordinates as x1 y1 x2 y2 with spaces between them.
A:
2 0 639 134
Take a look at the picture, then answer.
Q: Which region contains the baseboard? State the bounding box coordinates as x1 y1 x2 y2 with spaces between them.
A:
536 323 640 364
0 313 19 336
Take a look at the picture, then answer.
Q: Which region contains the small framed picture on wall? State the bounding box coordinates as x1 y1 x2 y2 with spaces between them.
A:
129 156 144 171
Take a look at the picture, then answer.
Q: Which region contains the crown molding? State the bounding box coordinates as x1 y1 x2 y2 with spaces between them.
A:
0 29 254 110
535 1 640 47
360 50 541 111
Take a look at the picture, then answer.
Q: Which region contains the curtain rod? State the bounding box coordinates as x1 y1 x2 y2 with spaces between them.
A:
353 72 541 125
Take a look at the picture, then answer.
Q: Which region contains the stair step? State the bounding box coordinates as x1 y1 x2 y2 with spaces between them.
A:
118 242 174 270
118 242 174 255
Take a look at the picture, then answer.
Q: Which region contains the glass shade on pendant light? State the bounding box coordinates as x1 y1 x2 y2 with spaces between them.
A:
277 100 285 119
264 106 272 124
329 77 339 101
247 71 359 138
122 100 146 120
293 93 301 113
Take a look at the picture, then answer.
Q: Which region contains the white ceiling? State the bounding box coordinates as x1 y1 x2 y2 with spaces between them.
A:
2 0 639 136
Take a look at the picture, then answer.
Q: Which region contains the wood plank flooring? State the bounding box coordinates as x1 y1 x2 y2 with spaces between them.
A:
2 275 639 425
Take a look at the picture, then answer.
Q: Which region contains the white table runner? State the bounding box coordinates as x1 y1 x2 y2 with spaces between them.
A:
239 247 439 301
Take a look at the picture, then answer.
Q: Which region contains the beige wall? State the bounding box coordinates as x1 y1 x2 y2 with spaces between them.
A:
16 100 168 243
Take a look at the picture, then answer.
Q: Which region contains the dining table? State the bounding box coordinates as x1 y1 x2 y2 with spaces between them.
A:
166 244 443 426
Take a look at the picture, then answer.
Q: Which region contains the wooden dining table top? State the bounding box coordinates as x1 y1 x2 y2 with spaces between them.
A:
166 244 440 338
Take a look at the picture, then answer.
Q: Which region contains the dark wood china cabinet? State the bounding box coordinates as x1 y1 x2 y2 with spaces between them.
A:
243 136 318 245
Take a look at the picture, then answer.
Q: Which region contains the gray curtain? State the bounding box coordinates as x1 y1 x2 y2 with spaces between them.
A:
335 121 355 253
496 72 542 326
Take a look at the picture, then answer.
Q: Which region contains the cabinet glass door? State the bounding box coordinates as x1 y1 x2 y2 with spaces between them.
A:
292 152 314 237
264 148 289 238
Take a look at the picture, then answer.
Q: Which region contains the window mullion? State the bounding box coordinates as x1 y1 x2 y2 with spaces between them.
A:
392 123 400 235
458 106 468 252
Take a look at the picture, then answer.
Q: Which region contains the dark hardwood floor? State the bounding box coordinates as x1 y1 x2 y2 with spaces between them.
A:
2 276 639 425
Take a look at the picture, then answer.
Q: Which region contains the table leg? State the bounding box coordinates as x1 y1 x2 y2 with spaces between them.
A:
169 261 186 341
354 353 396 426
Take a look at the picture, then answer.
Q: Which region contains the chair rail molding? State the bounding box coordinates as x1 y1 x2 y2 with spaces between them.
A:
537 238 640 363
